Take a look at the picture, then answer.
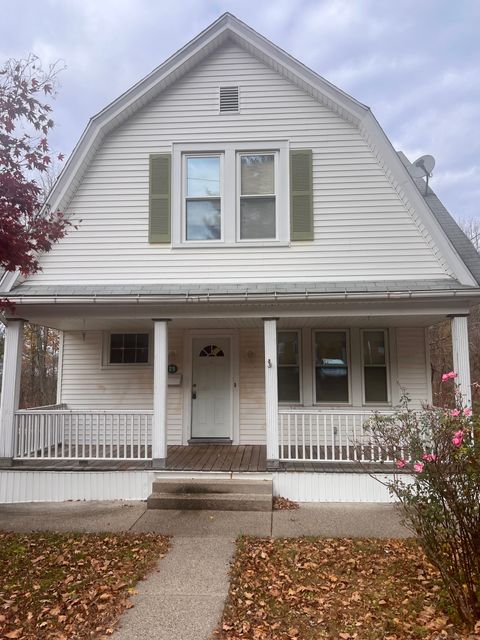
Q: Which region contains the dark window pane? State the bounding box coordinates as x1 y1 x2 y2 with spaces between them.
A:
316 366 349 402
315 331 347 365
364 367 388 402
278 367 300 403
110 334 123 348
124 334 136 348
240 197 275 239
277 332 299 366
363 331 386 365
136 334 149 348
123 348 136 363
136 348 149 363
110 348 123 363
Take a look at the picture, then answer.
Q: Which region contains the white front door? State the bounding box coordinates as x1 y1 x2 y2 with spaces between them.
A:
191 337 232 439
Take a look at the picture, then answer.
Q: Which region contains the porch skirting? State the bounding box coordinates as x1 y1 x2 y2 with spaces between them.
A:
0 468 403 504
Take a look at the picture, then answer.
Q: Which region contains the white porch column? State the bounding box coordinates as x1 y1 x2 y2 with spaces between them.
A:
451 315 472 408
152 319 169 468
263 318 279 468
0 319 24 465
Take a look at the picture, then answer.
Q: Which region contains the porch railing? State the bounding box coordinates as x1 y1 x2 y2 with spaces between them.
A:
14 410 153 460
278 409 395 463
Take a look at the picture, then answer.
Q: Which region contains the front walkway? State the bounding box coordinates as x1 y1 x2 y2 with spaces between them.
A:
0 501 411 640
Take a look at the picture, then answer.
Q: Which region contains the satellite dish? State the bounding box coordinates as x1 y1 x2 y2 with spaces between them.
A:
411 154 435 193
413 154 435 177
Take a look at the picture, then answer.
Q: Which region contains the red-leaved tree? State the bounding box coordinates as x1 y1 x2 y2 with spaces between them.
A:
0 54 69 288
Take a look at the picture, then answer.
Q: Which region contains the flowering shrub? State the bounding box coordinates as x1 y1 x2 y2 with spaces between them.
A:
363 375 480 628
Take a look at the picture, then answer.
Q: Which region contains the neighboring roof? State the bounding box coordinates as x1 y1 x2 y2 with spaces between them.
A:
398 152 480 287
6 280 478 300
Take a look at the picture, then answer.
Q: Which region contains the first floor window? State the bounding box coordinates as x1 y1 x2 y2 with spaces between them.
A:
315 331 349 403
239 153 276 240
362 330 389 403
185 155 221 241
277 331 300 403
109 333 149 364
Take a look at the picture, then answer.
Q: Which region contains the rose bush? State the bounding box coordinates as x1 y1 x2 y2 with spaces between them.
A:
363 375 480 628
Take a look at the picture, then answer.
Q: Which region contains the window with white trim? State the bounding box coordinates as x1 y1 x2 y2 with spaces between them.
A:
184 154 222 241
172 141 289 246
239 153 276 240
277 331 301 403
362 330 389 403
108 333 150 364
314 330 350 404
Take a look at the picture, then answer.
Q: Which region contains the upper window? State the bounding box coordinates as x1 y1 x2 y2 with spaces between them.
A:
315 331 349 404
239 153 276 240
362 330 389 403
185 155 222 241
109 333 149 364
172 141 288 246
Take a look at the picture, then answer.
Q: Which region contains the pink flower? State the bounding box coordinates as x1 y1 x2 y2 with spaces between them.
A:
450 409 461 417
413 461 424 473
422 453 437 463
452 430 464 447
395 459 407 469
441 371 458 382
463 408 472 417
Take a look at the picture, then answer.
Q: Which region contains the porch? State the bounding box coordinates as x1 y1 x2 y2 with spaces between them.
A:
10 443 394 473
0 290 474 473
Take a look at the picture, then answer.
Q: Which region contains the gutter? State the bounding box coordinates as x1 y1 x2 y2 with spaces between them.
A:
5 288 480 306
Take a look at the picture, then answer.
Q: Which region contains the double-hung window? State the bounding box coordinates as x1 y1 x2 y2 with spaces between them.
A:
277 331 301 403
108 333 150 364
314 331 349 404
362 330 389 403
239 153 276 240
172 141 288 246
185 155 222 241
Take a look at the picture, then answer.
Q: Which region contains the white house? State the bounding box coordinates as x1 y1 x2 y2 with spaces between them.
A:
1 14 479 503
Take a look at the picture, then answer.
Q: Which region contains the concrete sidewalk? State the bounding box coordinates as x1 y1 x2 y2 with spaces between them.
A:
0 502 411 640
0 500 411 538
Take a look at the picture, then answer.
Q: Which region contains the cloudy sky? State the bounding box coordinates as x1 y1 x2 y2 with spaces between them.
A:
3 0 479 220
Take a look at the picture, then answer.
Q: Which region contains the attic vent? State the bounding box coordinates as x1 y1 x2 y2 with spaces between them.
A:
219 86 239 112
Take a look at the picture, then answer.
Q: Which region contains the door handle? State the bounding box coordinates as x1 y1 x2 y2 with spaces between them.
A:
192 391 197 399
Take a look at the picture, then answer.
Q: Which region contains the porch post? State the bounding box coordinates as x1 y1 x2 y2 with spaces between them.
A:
152 319 169 468
263 318 279 469
451 315 472 408
0 319 24 466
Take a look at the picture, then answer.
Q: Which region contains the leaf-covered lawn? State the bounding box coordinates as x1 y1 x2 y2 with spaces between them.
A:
0 531 170 639
216 537 480 640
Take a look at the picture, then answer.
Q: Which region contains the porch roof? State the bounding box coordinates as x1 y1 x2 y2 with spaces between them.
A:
5 278 479 300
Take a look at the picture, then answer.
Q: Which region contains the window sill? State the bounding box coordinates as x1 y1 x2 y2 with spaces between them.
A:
171 241 290 250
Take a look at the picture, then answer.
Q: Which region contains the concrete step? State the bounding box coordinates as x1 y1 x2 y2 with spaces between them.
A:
151 478 273 496
147 491 272 511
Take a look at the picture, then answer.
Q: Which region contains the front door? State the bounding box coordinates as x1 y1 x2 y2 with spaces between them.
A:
191 337 232 439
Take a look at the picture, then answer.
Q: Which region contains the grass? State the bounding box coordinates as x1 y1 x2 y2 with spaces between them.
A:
0 531 170 639
215 536 478 640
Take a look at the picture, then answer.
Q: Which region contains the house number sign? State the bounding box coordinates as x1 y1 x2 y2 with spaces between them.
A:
168 364 178 374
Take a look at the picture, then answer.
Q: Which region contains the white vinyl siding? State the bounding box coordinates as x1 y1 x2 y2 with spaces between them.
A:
395 327 430 407
59 325 430 446
25 41 450 285
60 329 184 445
239 328 266 444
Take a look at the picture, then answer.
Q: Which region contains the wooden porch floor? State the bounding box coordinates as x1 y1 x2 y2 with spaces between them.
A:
12 444 395 473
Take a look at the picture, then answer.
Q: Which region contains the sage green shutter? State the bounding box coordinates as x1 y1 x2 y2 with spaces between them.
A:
290 149 313 240
149 154 171 243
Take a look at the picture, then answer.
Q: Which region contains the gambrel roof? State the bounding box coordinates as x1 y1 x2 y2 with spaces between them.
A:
1 12 480 296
